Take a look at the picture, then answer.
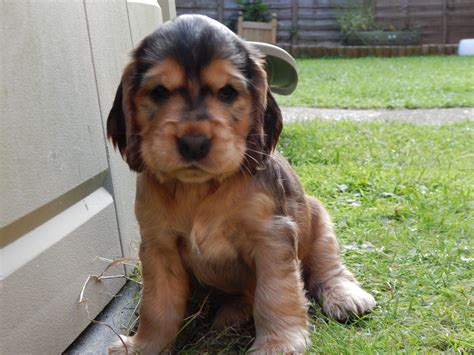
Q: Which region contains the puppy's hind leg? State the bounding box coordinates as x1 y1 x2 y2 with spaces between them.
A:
302 197 376 321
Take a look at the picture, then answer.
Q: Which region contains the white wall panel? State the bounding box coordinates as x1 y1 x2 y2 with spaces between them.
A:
1 196 124 354
1 1 108 227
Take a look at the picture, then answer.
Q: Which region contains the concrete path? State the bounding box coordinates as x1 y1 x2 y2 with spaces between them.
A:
280 107 474 124
65 282 140 354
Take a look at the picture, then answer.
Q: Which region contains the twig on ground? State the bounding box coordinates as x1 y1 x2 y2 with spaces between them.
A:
97 256 140 269
78 257 141 354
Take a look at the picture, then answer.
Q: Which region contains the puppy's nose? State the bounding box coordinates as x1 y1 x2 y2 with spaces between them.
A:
177 135 211 160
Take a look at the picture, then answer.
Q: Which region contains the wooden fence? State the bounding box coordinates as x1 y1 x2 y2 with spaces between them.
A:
176 0 474 47
375 0 474 44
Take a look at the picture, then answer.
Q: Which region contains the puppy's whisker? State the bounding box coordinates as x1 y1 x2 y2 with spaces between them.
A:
239 156 254 176
239 163 253 176
243 152 260 165
247 133 268 138
246 148 271 157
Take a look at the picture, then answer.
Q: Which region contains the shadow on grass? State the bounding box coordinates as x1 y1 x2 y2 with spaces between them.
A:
174 293 255 354
127 290 375 354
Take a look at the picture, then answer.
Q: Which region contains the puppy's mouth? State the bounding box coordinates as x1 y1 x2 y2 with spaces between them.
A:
174 164 214 183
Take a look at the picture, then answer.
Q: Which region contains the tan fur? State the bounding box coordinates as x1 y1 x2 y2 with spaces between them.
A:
141 58 186 91
107 23 375 354
201 59 249 93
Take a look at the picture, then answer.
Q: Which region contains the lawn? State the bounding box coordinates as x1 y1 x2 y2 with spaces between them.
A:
275 56 474 109
167 119 473 353
280 120 473 352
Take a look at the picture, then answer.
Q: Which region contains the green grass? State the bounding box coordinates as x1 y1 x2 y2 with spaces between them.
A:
276 56 474 109
280 120 474 353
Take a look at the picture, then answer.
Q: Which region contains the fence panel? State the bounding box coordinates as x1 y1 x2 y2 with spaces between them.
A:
176 0 474 46
447 0 474 43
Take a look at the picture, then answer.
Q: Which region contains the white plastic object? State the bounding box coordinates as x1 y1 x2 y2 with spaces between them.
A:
458 39 474 56
250 42 298 95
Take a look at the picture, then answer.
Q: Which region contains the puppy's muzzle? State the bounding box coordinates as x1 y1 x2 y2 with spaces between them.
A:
177 134 211 161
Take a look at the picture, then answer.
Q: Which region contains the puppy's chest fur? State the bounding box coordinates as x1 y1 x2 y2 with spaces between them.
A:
136 173 273 292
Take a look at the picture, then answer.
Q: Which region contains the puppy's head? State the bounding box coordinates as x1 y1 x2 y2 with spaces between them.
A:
107 15 282 183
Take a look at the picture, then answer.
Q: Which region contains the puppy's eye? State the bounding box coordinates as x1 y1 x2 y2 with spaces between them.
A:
217 85 238 103
149 85 170 102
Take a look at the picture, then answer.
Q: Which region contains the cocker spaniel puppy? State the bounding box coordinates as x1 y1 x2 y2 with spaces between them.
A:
107 14 375 354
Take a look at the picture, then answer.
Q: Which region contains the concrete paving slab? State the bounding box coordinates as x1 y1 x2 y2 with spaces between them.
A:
65 281 140 355
281 107 474 124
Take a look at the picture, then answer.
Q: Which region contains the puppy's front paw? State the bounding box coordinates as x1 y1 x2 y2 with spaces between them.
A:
249 343 305 355
108 335 160 355
320 279 376 321
108 335 136 355
250 329 310 355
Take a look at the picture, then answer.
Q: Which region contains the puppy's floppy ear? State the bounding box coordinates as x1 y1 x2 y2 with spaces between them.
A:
263 89 283 154
244 51 283 173
107 62 144 172
107 82 127 156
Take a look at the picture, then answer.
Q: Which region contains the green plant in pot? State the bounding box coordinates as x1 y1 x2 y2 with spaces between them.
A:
336 0 420 46
238 0 270 22
228 0 270 32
